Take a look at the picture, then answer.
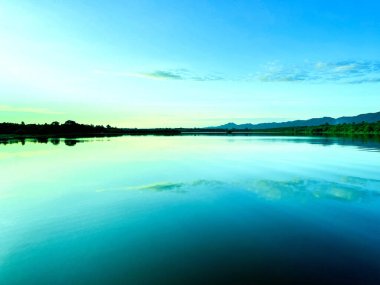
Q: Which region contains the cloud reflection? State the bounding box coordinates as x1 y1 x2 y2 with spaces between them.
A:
248 177 380 201
128 176 380 202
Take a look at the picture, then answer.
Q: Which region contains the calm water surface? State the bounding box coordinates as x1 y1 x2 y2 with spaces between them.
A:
1 136 380 284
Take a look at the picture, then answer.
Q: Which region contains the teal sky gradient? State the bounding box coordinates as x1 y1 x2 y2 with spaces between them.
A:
1 0 379 127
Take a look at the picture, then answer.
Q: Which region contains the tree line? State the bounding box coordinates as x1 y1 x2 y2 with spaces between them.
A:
1 120 379 138
0 120 181 137
253 121 380 135
0 120 123 136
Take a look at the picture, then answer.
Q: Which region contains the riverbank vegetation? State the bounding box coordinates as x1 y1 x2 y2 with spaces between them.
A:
0 120 379 141
250 121 380 135
0 120 181 139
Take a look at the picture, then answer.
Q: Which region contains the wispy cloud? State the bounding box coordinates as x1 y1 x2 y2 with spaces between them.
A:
136 69 225 81
256 60 380 84
0 105 63 115
139 70 185 80
95 68 225 81
95 60 380 84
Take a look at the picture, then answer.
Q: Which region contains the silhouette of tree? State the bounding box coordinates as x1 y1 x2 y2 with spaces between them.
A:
64 120 77 126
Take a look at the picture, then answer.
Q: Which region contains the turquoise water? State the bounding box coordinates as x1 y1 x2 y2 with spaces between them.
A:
1 136 380 284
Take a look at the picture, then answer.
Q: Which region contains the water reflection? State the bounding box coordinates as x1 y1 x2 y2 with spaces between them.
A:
50 138 60 145
254 135 380 152
248 177 380 201
0 137 85 146
64 139 80 146
0 135 118 146
1 134 379 151
103 176 380 202
1 135 380 284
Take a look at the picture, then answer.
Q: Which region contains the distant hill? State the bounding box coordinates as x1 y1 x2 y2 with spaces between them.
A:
210 111 380 130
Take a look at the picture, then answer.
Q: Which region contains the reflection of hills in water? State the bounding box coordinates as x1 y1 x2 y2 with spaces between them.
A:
103 176 380 202
256 135 380 152
1 135 380 151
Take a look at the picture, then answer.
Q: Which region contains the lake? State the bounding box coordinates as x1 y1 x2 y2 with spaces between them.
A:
1 135 380 284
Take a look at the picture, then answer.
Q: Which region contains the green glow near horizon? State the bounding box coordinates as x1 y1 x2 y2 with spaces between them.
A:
1 1 380 127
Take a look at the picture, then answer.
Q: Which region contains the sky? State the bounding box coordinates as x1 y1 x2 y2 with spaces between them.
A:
0 0 380 127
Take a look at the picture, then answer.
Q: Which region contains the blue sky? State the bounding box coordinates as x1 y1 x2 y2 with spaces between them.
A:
0 0 379 127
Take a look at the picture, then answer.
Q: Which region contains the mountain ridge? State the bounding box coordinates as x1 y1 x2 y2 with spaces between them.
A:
209 111 380 130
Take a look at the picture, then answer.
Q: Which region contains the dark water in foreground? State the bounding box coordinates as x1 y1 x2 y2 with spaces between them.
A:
1 136 380 284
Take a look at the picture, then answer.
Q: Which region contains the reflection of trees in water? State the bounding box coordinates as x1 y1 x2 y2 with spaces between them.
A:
64 139 79 146
50 138 60 145
36 137 48 144
0 138 25 145
0 137 82 146
0 135 380 151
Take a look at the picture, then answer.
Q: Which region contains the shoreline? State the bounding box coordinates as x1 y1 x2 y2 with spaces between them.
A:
1 131 379 140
